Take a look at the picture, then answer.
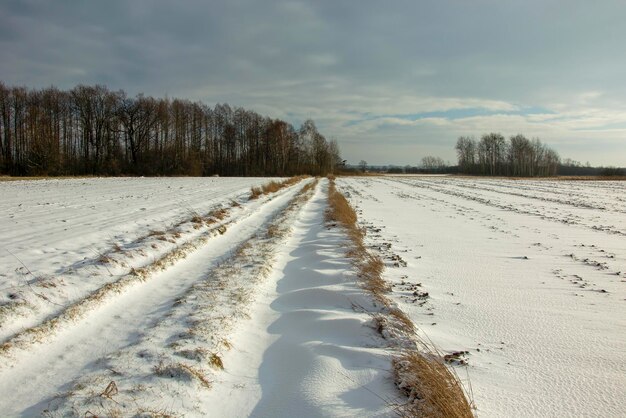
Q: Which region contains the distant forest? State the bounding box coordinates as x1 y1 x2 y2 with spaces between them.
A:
0 83 341 176
455 133 560 177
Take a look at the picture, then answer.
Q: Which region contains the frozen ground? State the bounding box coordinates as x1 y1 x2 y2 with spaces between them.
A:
2 175 623 417
0 178 402 417
0 177 272 339
338 176 626 418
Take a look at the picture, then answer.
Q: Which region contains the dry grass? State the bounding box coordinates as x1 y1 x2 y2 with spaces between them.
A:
326 176 474 417
208 353 224 370
249 175 309 200
135 408 179 418
153 361 211 389
176 347 209 362
327 179 388 302
266 224 282 238
393 352 473 418
210 208 228 220
250 186 263 199
262 180 282 194
97 253 113 264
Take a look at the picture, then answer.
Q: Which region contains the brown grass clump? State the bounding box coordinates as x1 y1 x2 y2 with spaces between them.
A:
393 352 473 418
327 179 388 301
326 182 358 226
208 353 224 370
266 224 283 238
97 253 113 264
249 175 309 200
249 186 263 199
153 362 211 389
262 181 282 194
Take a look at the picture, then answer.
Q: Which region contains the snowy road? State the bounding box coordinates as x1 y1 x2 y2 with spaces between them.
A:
203 181 398 417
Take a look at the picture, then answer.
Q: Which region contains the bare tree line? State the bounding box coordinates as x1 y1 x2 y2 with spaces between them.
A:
0 82 341 177
455 133 560 177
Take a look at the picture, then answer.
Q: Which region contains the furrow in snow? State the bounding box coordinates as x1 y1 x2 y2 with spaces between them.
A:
199 179 403 418
338 176 626 418
0 179 314 416
0 177 278 339
0 178 307 345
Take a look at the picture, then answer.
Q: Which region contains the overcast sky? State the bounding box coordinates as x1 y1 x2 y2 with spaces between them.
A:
2 0 625 166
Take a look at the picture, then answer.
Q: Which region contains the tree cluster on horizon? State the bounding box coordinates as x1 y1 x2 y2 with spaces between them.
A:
455 133 560 177
0 82 341 177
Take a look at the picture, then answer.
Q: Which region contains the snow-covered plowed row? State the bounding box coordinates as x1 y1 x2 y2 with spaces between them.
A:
392 177 626 235
338 176 626 418
0 177 277 340
431 177 626 213
0 177 306 415
2 179 408 418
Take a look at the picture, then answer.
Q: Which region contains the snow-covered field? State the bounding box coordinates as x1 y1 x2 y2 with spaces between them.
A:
1 175 624 417
338 176 626 417
0 177 404 417
0 177 273 340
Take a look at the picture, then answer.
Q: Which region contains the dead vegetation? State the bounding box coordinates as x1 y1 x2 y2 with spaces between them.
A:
154 361 211 389
249 175 308 200
326 179 389 302
326 177 474 417
394 352 473 418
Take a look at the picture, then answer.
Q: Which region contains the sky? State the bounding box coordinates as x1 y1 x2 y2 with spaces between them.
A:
1 0 625 166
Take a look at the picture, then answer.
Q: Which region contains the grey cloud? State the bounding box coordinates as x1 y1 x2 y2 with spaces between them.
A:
1 0 625 165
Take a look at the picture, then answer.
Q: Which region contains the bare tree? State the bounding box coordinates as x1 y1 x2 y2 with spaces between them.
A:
0 82 341 177
455 132 560 177
421 156 445 171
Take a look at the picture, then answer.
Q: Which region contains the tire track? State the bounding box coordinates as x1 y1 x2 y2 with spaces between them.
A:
0 180 313 416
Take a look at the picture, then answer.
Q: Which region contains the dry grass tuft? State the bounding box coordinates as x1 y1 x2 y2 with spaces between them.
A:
326 183 358 226
388 307 415 333
135 408 179 418
249 186 263 200
210 208 229 220
100 380 118 399
262 180 282 194
327 179 389 302
220 339 232 350
266 224 282 238
208 353 224 370
153 361 211 389
98 253 113 264
176 347 208 362
393 352 473 418
249 175 309 200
